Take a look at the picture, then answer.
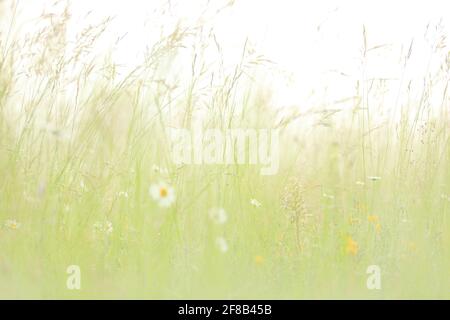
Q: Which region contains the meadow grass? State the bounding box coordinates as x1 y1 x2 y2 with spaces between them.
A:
0 2 449 299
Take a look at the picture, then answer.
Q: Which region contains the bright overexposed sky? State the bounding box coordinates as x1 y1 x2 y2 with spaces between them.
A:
2 0 449 117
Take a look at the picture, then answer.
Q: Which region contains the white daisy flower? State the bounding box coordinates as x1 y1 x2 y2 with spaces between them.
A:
4 219 21 230
216 237 228 253
209 207 228 224
149 181 176 208
250 198 262 207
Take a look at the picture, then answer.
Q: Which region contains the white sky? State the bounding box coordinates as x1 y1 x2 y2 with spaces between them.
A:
2 0 450 117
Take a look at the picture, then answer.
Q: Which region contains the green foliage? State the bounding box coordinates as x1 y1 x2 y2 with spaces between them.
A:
0 2 448 299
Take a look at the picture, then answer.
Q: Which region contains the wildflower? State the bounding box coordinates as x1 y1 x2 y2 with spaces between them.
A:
4 219 20 230
367 215 381 233
117 191 129 198
149 182 176 208
93 221 113 235
254 255 264 265
345 236 358 256
367 176 381 181
105 221 113 234
408 242 417 252
80 180 87 191
281 178 307 223
209 207 228 224
216 237 228 253
375 223 381 234
250 198 262 207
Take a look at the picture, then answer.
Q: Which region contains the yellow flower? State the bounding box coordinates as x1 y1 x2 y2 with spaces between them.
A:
4 219 21 230
375 223 381 233
408 242 417 252
367 215 381 233
345 236 358 256
254 255 264 265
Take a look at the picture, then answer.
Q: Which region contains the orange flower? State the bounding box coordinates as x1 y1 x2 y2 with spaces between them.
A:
345 236 358 256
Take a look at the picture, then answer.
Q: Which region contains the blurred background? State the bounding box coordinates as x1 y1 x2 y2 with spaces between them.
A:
0 0 449 299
